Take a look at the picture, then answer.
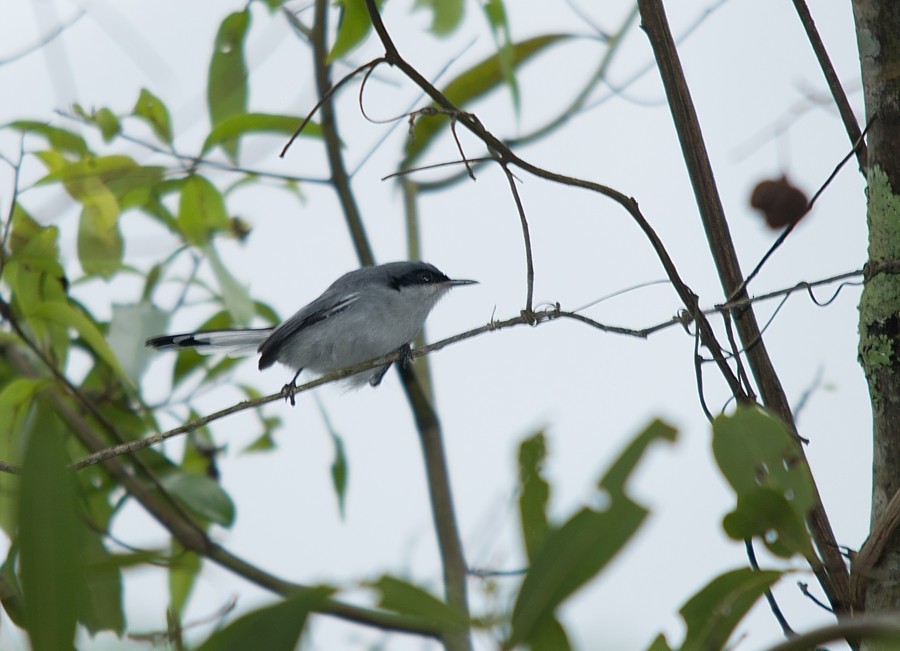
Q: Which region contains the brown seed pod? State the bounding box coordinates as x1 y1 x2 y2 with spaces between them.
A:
749 176 809 229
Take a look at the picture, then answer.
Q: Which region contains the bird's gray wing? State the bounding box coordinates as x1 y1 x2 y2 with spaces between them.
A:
257 292 361 369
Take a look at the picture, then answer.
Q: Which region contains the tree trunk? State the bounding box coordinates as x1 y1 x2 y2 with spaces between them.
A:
853 0 900 629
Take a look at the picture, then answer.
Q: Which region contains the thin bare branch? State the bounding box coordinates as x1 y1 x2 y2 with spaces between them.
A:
790 0 867 171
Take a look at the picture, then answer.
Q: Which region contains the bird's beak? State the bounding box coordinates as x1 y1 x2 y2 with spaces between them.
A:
446 278 478 287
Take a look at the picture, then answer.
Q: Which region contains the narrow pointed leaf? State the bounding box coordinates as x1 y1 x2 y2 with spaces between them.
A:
133 88 173 144
374 576 468 632
405 34 571 164
507 420 676 650
680 568 781 651
518 431 551 561
160 472 235 527
329 0 379 61
196 587 333 651
201 112 321 155
203 242 254 325
19 406 83 651
414 0 464 35
29 300 129 383
208 10 250 161
7 121 89 156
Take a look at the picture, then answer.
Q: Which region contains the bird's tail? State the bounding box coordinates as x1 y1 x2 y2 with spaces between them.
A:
145 328 273 358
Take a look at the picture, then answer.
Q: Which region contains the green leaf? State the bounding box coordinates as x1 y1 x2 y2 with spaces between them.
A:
374 576 467 632
133 88 173 144
722 489 814 559
0 547 26 628
646 634 675 651
94 108 121 142
315 396 348 518
481 0 519 112
601 419 677 497
78 531 125 635
528 614 572 651
208 10 250 162
196 587 333 651
7 121 89 156
679 568 781 651
201 112 322 155
107 302 169 384
18 404 83 651
405 34 570 164
203 242 254 325
712 407 817 560
0 378 47 438
178 175 229 245
329 0 378 61
518 431 551 561
506 420 677 650
78 198 123 278
169 542 201 619
29 300 130 384
160 472 235 527
37 154 138 188
414 0 464 35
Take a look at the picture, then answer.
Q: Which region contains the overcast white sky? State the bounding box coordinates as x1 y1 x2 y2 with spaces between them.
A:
0 1 869 649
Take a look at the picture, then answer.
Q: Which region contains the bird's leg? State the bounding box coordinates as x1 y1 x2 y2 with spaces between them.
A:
283 367 303 406
368 344 413 387
397 342 413 368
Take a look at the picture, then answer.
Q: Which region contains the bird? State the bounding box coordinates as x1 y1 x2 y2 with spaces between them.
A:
145 261 477 402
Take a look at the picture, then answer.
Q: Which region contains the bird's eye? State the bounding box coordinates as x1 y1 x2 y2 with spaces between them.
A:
420 272 433 283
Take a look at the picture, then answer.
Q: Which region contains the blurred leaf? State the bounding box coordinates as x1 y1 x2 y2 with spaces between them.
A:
518 431 551 561
207 10 250 162
37 154 137 187
107 302 169 383
528 614 572 651
1 546 26 628
507 420 677 650
414 0 464 35
646 634 675 651
201 112 321 155
133 87 173 144
722 489 814 559
329 0 379 61
601 419 677 497
481 0 519 111
160 472 235 527
315 396 348 518
712 407 816 560
77 197 123 278
0 378 46 438
178 175 229 245
169 542 201 620
78 531 125 635
94 108 121 142
679 568 781 651
374 576 467 632
18 404 83 651
7 120 89 156
30 300 130 384
142 264 162 302
196 587 333 651
203 242 254 325
405 34 570 164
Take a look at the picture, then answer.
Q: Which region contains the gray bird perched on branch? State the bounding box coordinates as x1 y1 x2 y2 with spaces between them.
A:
145 261 477 402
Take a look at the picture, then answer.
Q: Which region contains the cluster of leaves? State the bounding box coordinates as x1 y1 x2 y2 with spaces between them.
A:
0 1 826 649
